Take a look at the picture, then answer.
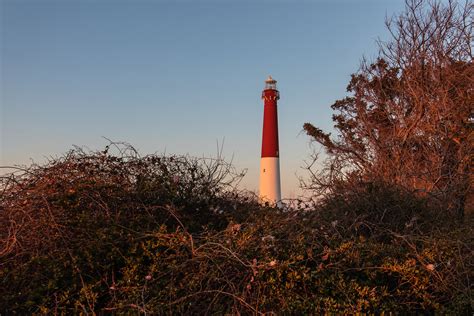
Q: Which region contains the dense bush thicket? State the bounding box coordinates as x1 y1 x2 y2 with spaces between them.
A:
1 146 472 314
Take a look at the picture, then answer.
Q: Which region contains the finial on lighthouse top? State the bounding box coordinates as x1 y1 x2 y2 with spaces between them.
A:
265 75 277 90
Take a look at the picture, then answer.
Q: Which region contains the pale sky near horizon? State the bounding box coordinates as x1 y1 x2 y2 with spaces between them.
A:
1 0 406 198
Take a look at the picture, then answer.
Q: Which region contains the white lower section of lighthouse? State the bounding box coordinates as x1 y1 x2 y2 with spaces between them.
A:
259 157 281 204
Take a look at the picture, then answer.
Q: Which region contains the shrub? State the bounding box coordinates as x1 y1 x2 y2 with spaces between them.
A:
0 145 472 313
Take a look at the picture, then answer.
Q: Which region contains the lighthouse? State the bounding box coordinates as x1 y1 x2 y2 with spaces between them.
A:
259 76 281 204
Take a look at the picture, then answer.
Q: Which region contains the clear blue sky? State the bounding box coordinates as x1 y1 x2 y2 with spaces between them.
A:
1 0 405 198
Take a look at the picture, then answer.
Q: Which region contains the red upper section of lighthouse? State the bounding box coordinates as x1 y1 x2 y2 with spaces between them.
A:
261 77 280 158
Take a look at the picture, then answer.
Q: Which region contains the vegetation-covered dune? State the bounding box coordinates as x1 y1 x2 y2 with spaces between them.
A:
0 145 472 314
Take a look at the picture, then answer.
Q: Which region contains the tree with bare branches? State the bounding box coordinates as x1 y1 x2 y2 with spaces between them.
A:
304 0 473 218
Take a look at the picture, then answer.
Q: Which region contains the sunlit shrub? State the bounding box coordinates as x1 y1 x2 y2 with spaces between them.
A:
0 145 472 314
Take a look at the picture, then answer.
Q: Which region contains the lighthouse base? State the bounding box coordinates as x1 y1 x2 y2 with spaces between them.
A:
259 157 281 205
